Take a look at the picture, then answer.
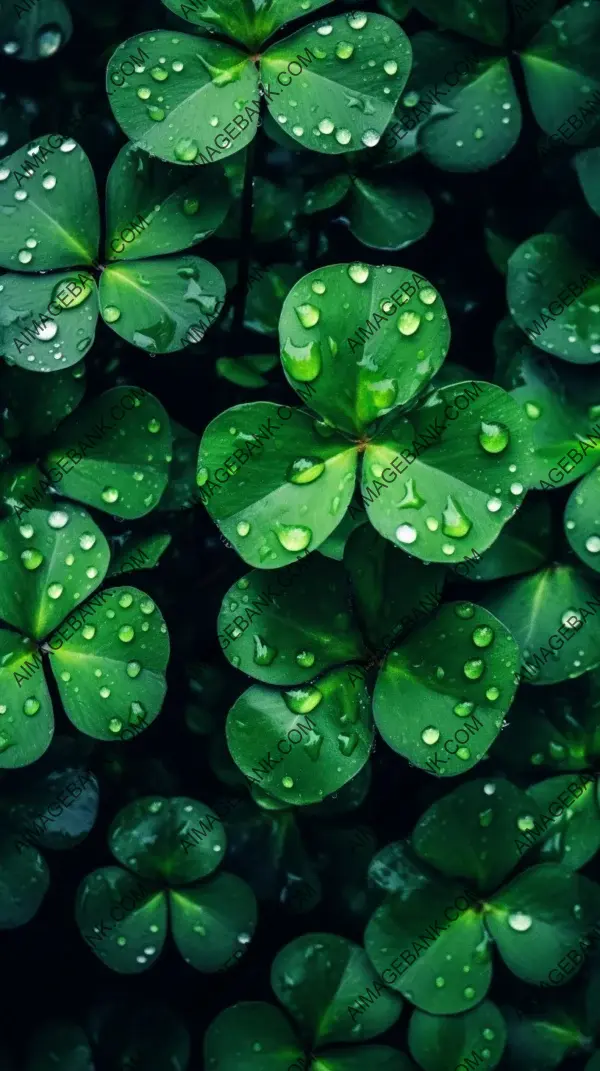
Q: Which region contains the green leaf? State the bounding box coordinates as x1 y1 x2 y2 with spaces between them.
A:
1 362 85 437
412 778 538 892
411 0 507 45
364 873 491 1014
109 795 225 885
107 33 260 166
278 264 450 436
521 0 600 146
105 144 230 261
408 1000 506 1071
271 933 403 1045
0 630 53 768
25 1023 93 1071
217 355 277 388
204 1002 305 1071
75 865 167 972
575 147 600 216
49 585 169 741
226 666 374 805
462 496 552 582
378 0 412 19
108 532 171 574
162 0 333 48
0 0 72 63
502 1004 587 1071
565 467 600 573
507 234 600 364
346 177 433 250
305 174 352 214
374 603 520 778
45 386 173 519
0 136 99 270
261 14 412 155
170 871 258 971
198 401 357 568
244 264 304 337
344 525 445 649
363 381 534 564
406 33 521 172
0 270 98 372
498 339 600 489
99 255 225 353
218 555 365 685
483 564 600 685
9 755 98 849
526 774 600 871
486 865 600 986
0 833 49 927
0 504 109 639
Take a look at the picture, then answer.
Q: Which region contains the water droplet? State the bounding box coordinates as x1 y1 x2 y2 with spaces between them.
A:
525 401 541 419
101 487 119 504
339 731 359 755
479 808 493 827
141 599 155 615
398 310 421 335
311 280 326 295
287 456 325 484
150 65 168 81
454 701 475 717
508 912 532 932
172 60 183 72
108 716 122 733
457 746 471 760
100 686 111 699
253 635 277 666
174 137 199 162
82 624 96 640
396 523 417 545
103 305 121 323
18 250 33 265
0 734 13 752
48 510 69 529
442 495 472 539
422 726 440 745
318 118 334 134
348 11 368 28
464 986 476 999
79 532 96 551
276 525 312 552
235 520 251 538
283 685 322 714
127 660 142 678
147 105 165 122
473 625 494 648
21 548 43 570
586 536 600 553
282 775 294 789
282 338 322 382
316 23 333 34
562 609 582 629
60 671 71 682
478 421 509 454
296 650 315 668
464 658 484 680
335 128 352 145
47 583 63 599
485 686 500 701
486 497 502 512
455 603 475 619
361 129 380 147
23 697 40 716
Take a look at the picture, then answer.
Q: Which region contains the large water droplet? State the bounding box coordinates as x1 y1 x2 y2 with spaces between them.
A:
282 338 322 382
472 625 494 648
287 457 325 484
442 495 472 539
284 685 322 714
295 303 320 328
478 421 509 454
398 310 421 336
508 911 532 932
253 635 277 666
348 263 369 284
421 726 440 745
396 523 417 544
464 658 484 680
276 525 312 552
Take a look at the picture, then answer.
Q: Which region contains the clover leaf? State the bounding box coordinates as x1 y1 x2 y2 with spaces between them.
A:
364 777 600 1013
199 262 533 568
0 137 227 360
75 795 257 973
106 13 412 165
204 934 409 1070
0 503 169 768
